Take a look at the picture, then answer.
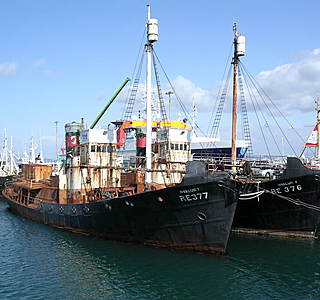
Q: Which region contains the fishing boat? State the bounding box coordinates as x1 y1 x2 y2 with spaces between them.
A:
0 131 19 191
3 6 239 254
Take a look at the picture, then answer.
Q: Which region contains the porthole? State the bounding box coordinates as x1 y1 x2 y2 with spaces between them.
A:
158 196 165 202
197 212 207 222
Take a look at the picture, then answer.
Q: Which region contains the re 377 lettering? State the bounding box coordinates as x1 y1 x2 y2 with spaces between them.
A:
179 192 208 202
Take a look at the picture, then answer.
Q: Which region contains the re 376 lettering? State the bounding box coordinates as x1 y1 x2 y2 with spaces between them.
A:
270 184 302 194
179 192 208 202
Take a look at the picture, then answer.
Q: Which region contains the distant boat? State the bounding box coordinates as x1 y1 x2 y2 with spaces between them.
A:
191 136 248 160
0 131 18 191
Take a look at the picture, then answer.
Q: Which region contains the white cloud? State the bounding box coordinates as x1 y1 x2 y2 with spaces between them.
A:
0 62 17 75
254 49 320 113
107 49 320 124
159 49 320 115
32 58 47 68
170 75 215 111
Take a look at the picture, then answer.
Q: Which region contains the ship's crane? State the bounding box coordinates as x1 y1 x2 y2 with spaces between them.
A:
90 77 131 129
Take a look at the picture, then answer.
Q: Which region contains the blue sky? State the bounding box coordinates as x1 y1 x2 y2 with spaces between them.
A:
1 0 320 158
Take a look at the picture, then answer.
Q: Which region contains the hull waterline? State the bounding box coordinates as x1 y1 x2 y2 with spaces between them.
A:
4 174 238 254
233 157 320 238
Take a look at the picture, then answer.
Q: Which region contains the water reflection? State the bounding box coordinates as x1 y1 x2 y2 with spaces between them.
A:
1 198 320 299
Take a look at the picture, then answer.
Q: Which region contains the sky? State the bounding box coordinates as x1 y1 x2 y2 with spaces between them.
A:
1 0 320 158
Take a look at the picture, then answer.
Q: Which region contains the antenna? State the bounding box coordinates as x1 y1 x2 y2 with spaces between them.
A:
147 5 158 43
165 91 173 119
54 121 58 161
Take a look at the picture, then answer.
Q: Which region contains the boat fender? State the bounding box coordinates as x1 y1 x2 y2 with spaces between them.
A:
71 206 77 214
315 175 320 181
83 206 90 213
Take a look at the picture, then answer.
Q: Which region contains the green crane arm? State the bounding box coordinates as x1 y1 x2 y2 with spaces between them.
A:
90 77 131 129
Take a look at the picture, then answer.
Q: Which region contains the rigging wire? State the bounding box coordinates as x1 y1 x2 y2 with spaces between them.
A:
240 61 297 156
122 27 147 120
151 48 173 185
240 64 272 159
207 65 233 148
240 62 306 145
122 49 145 120
240 63 283 157
152 49 208 143
206 44 234 136
238 66 254 156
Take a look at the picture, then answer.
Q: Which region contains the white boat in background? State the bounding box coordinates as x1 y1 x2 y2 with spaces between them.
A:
0 130 19 190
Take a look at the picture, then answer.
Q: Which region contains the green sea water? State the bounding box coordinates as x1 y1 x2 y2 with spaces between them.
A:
0 198 319 300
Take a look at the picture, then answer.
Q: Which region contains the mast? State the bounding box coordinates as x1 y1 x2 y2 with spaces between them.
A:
30 137 35 163
145 5 158 183
317 96 320 158
10 136 13 173
192 98 197 140
231 23 245 169
3 129 8 171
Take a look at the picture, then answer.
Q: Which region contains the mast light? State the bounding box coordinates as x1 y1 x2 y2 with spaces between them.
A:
236 35 245 57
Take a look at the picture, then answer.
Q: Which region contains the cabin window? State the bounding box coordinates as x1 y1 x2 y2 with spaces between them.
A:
170 144 174 150
184 144 187 151
180 144 183 150
97 145 101 152
175 144 179 150
107 145 113 153
91 145 96 152
102 145 106 152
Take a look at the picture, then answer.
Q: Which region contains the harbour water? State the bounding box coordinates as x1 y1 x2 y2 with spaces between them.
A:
0 198 319 300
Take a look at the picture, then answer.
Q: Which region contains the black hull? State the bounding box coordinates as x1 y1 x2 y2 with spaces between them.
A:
234 157 320 237
4 173 238 254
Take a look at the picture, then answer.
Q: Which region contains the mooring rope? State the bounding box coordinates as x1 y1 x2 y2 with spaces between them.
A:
239 186 320 212
239 190 265 200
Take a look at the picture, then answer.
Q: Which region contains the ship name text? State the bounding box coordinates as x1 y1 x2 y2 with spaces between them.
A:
179 192 208 202
270 181 302 194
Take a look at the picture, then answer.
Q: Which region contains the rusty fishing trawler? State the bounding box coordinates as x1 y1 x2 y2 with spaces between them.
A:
3 6 240 254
